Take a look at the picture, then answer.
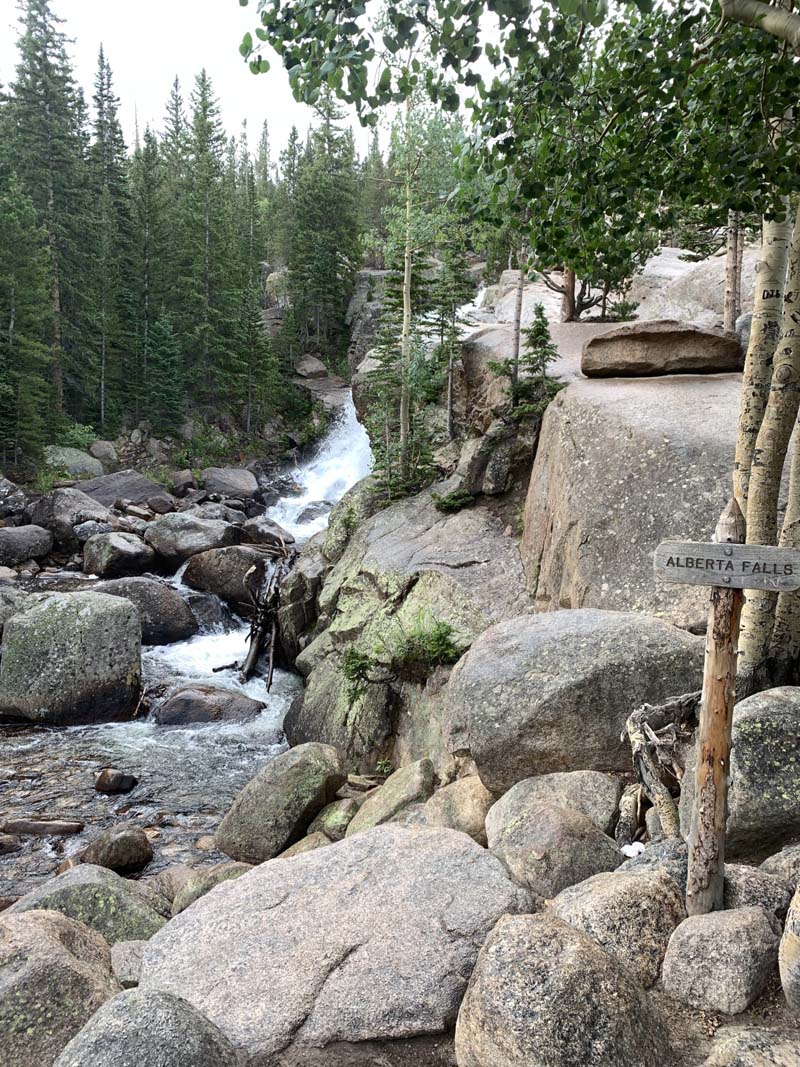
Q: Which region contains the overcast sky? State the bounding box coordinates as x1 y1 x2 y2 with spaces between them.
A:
0 0 374 158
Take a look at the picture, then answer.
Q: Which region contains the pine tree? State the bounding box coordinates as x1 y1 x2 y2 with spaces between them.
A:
146 307 184 433
2 0 90 422
360 128 390 267
0 175 50 467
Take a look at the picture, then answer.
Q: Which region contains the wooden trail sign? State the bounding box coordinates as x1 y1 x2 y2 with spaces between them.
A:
653 498 800 915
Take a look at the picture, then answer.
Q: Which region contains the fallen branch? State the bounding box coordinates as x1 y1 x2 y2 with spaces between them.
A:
240 542 297 687
623 691 701 839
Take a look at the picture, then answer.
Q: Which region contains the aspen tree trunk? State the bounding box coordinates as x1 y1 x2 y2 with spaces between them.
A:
733 203 792 510
560 267 576 323
738 201 800 696
770 447 800 680
724 210 739 333
398 98 413 482
735 217 745 321
510 249 525 400
686 499 746 915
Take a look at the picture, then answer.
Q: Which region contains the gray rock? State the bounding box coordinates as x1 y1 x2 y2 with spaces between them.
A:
780 886 800 1012
140 826 533 1063
28 487 112 550
552 869 686 986
89 439 118 467
521 375 746 630
582 320 743 378
185 500 246 524
278 830 332 858
680 688 800 854
241 514 295 548
295 353 328 378
45 444 104 477
84 532 156 578
215 742 346 863
618 837 689 896
170 469 196 497
486 800 621 898
83 825 153 874
111 939 146 988
736 311 753 352
92 576 198 645
0 474 28 518
145 512 241 567
0 909 120 1067
347 759 436 836
724 864 793 922
423 776 495 846
183 544 278 614
449 609 703 794
490 770 623 835
8 864 167 944
455 914 669 1067
0 524 52 566
0 591 141 725
762 844 800 889
703 1026 800 1066
0 831 22 853
74 519 114 542
152 684 266 727
53 988 242 1067
308 797 360 841
171 862 252 915
663 909 780 1014
277 530 330 661
201 466 258 498
79 468 174 509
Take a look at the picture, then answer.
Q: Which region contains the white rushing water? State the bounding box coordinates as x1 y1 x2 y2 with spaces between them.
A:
267 397 373 541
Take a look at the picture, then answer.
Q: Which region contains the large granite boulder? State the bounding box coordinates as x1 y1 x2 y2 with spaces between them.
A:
703 1027 800 1066
455 914 669 1067
0 475 28 518
762 844 800 889
0 524 52 566
447 609 703 794
215 742 346 863
144 513 240 567
84 532 156 578
679 688 800 854
53 989 242 1067
171 862 252 916
521 375 744 630
581 320 743 378
28 488 112 550
44 445 104 477
152 684 266 726
0 909 120 1067
634 244 759 327
183 545 278 615
89 439 118 467
8 864 166 945
486 800 621 898
552 869 686 986
140 826 532 1064
423 776 495 846
79 469 174 509
201 467 258 498
663 909 780 1015
780 886 800 1012
285 488 533 770
240 514 295 548
92 576 198 644
0 591 141 725
486 770 623 835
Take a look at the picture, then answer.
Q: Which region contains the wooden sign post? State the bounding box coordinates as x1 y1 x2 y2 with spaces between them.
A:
654 498 800 916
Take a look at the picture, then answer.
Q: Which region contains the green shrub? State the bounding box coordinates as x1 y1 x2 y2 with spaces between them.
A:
58 421 97 450
390 616 464 681
432 488 475 514
340 646 379 706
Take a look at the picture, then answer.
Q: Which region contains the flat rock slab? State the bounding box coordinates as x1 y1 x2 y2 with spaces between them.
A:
79 469 174 508
140 826 533 1064
581 319 743 378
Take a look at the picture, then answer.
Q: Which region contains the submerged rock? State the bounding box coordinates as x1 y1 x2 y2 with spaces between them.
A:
53 989 242 1067
215 742 346 863
152 684 266 727
0 591 141 725
0 909 120 1067
455 914 669 1067
448 608 703 794
140 826 532 1064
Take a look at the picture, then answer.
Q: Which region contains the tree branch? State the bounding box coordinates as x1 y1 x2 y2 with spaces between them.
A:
720 0 800 52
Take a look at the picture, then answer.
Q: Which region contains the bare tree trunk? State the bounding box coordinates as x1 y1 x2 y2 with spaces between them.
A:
733 204 792 510
724 210 739 332
739 201 800 696
686 499 746 916
735 216 745 321
48 178 63 416
510 249 526 399
770 445 800 680
398 101 413 483
560 267 576 323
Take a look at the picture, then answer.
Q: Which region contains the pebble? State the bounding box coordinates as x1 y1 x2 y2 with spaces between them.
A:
0 833 22 854
95 767 139 794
